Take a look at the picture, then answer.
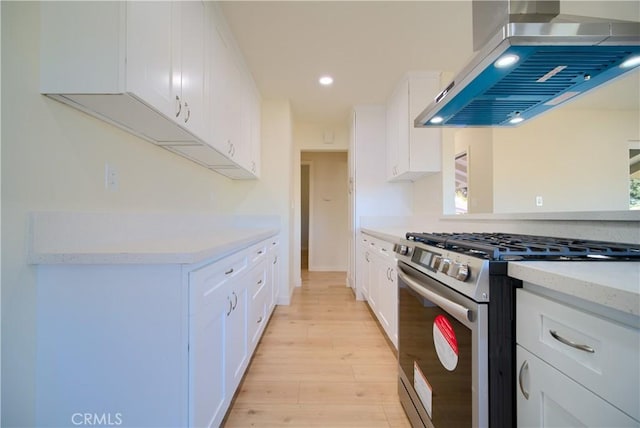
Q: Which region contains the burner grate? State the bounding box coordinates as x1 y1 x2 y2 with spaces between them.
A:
406 232 640 261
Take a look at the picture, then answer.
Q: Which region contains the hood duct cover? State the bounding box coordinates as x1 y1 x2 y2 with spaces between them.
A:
415 1 640 127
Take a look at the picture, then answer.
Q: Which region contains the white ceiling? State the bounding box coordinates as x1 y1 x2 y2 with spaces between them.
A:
220 1 474 127
220 1 640 128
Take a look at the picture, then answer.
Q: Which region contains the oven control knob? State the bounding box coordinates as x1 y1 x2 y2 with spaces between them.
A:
455 263 470 281
439 258 451 274
431 256 442 270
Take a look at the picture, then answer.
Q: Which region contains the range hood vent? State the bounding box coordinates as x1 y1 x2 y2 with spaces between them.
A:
415 0 640 127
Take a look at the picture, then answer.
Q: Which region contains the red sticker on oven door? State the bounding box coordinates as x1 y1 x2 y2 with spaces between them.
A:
433 314 458 371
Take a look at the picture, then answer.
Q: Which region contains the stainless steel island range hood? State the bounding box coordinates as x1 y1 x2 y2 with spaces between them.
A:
415 0 640 127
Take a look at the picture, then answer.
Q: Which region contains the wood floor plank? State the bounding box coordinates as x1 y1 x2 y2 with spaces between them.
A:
225 404 391 427
224 270 411 427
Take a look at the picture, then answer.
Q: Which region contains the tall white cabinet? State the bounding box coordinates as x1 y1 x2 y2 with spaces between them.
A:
347 105 412 298
40 1 260 179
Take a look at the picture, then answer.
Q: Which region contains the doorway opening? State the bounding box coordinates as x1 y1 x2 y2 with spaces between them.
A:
301 162 310 269
299 151 348 275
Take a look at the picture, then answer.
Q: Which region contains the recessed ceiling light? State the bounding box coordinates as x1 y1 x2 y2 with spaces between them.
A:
494 54 519 69
620 55 640 69
319 76 334 86
509 116 524 124
429 116 444 124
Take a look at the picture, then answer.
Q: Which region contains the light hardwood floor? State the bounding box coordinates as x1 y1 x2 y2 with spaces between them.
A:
224 271 411 427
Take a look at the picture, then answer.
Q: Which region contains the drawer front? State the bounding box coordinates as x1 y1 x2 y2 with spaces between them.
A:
517 346 639 427
517 289 640 420
248 262 268 348
189 251 248 315
249 261 267 301
248 240 268 266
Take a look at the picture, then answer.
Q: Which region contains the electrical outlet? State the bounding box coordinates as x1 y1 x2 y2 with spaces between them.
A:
105 163 119 191
535 196 543 207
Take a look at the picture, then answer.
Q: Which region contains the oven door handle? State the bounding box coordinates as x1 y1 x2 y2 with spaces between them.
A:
398 268 473 324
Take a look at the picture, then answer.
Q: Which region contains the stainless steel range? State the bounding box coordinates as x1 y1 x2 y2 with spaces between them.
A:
394 232 640 428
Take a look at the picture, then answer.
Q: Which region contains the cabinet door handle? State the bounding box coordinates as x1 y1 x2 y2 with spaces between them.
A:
518 360 529 400
257 250 263 255
257 279 263 285
273 256 277 265
232 291 238 310
175 95 182 118
184 102 190 123
549 330 595 353
225 268 234 275
365 253 370 262
257 316 263 324
226 297 232 316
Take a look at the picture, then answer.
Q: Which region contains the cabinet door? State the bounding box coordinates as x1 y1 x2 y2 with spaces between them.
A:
516 346 638 427
189 263 230 428
208 12 234 154
248 84 262 177
375 256 398 348
177 0 207 139
248 262 268 353
395 79 411 175
385 86 401 180
367 251 381 313
357 238 371 300
226 278 248 395
269 238 280 311
126 1 177 120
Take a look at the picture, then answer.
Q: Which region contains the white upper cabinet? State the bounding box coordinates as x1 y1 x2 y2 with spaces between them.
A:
175 1 207 139
386 72 442 182
207 3 261 178
40 1 259 180
125 2 177 121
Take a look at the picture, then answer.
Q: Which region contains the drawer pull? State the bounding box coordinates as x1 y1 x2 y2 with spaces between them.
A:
257 250 263 255
225 268 234 275
518 360 530 400
549 330 595 353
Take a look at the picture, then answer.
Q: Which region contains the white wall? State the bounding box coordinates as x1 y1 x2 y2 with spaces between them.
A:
301 152 349 271
493 109 639 213
1 3 293 425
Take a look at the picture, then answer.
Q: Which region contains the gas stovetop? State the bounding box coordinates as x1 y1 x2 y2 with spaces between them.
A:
405 232 640 261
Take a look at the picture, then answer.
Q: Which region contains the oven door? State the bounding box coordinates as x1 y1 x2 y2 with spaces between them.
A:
397 261 488 428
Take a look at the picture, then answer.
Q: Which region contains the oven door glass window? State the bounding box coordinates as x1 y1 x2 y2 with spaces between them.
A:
399 273 473 427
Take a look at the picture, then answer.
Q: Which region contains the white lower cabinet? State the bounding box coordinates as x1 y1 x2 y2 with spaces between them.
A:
189 250 247 427
36 234 279 428
358 235 371 300
516 346 638 427
268 237 280 309
516 288 640 427
247 260 268 354
360 233 398 349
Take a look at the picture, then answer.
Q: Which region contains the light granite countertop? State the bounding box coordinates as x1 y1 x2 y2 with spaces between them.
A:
509 261 640 318
27 212 279 265
360 228 406 243
29 228 278 265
